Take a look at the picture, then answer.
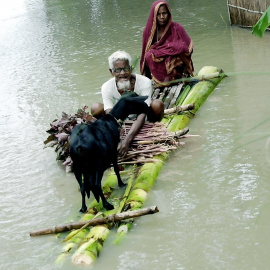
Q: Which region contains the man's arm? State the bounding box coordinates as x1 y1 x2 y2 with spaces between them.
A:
118 113 146 157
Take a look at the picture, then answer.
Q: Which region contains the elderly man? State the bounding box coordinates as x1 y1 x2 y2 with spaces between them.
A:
91 50 164 157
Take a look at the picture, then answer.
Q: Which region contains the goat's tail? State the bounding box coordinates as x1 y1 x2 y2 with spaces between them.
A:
83 174 93 199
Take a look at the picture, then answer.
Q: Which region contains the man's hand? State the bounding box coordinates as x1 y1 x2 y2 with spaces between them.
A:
118 113 146 158
118 137 131 157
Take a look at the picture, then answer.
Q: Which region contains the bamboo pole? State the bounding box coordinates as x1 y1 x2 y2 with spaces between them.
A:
30 206 159 236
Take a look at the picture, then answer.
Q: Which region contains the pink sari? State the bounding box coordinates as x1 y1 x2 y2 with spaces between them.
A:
140 0 194 86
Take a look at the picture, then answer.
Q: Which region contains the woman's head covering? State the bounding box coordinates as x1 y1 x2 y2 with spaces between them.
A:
140 1 172 73
140 1 194 86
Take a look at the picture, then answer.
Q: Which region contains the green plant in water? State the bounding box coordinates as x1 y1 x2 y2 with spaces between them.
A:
252 6 270 38
131 56 140 71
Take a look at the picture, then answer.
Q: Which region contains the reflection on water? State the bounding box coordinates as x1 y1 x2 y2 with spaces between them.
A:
0 0 270 269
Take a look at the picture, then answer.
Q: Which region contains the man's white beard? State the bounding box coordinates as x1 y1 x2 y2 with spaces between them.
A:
117 79 131 91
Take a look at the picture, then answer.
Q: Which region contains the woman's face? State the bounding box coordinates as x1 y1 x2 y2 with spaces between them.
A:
156 5 170 27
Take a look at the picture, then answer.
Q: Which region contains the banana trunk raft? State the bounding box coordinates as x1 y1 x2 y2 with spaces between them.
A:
37 66 225 266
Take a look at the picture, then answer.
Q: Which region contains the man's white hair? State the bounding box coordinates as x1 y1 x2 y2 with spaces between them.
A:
108 50 132 70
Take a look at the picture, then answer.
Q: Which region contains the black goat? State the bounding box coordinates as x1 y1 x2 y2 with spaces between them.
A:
70 94 149 212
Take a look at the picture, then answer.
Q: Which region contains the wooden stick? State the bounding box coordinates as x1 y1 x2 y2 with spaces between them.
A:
174 127 190 138
29 206 159 236
166 71 226 85
136 127 189 145
164 104 195 115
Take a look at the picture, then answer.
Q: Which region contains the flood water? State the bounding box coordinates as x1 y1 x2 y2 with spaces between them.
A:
1 0 270 269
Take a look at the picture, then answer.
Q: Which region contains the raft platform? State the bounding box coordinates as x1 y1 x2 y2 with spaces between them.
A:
40 66 225 265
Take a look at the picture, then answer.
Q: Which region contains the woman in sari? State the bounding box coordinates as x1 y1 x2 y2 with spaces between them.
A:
140 1 194 87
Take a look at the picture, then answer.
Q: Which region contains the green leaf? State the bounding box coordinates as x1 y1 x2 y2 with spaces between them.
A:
252 6 270 38
131 56 140 71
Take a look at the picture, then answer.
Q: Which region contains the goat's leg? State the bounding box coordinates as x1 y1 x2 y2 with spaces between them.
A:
99 186 114 210
73 169 87 213
95 171 114 210
112 157 125 187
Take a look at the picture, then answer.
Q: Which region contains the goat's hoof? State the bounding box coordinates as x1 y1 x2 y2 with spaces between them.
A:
79 206 87 213
119 182 126 187
105 203 114 210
